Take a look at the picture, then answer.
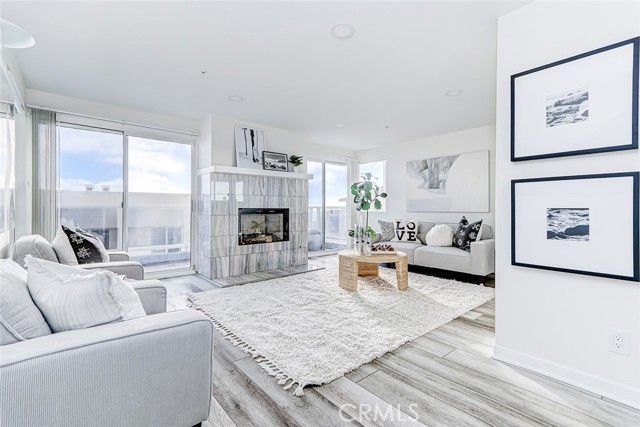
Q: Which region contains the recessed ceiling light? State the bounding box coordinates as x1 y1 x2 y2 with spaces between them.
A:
228 95 244 102
336 123 345 127
331 24 355 40
445 89 463 97
0 19 35 49
384 125 391 129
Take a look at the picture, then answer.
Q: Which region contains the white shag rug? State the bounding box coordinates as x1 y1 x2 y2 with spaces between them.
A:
187 267 494 396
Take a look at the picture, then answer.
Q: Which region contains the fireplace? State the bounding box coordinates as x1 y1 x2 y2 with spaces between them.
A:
238 208 289 245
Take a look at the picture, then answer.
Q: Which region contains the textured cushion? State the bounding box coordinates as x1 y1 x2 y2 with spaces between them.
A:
53 225 109 265
12 235 59 268
453 216 483 252
391 219 420 242
378 220 396 242
25 256 146 333
478 223 494 240
414 245 472 272
425 224 454 247
0 259 52 345
386 242 423 264
417 222 435 245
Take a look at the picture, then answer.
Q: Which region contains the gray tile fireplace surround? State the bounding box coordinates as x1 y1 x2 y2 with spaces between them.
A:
196 166 311 280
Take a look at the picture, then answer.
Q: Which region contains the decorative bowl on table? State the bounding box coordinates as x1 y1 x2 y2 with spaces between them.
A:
370 244 397 254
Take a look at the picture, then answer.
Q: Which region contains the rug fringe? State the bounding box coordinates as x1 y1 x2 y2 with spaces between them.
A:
293 384 306 397
188 300 309 397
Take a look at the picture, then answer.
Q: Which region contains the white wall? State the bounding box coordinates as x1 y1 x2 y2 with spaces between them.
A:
356 125 496 228
495 1 640 408
26 90 200 134
197 114 356 171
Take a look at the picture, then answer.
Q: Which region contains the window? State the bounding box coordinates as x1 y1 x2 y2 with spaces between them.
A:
358 160 386 212
57 123 193 273
58 126 124 249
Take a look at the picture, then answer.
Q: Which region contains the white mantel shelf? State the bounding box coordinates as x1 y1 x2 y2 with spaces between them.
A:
197 165 313 180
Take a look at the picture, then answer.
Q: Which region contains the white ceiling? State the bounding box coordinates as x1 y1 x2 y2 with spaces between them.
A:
2 1 527 150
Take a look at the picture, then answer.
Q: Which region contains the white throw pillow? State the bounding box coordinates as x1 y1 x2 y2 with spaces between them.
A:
425 224 455 247
52 227 79 265
0 259 52 345
25 256 145 333
391 219 420 243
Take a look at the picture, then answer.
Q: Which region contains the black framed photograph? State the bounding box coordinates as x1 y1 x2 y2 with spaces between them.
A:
511 172 639 282
262 151 289 172
511 37 639 161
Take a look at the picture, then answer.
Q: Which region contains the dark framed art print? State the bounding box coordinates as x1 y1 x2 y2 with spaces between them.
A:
511 172 639 282
511 37 639 161
262 151 289 172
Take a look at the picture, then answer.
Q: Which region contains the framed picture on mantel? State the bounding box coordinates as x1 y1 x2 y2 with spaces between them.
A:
235 126 267 169
511 172 639 282
511 37 639 161
262 151 288 172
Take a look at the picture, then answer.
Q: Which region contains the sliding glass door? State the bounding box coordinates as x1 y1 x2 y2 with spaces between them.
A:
127 136 192 272
308 159 349 253
58 125 124 250
57 124 193 272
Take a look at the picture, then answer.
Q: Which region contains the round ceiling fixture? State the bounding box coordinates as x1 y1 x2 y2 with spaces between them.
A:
445 89 463 97
228 95 244 102
384 125 391 129
331 24 355 40
0 19 35 49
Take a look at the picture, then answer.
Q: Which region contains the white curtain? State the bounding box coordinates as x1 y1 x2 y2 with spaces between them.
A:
32 108 57 241
0 103 15 235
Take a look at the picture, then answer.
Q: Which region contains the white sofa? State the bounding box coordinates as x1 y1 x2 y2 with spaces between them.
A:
376 222 495 278
0 261 213 427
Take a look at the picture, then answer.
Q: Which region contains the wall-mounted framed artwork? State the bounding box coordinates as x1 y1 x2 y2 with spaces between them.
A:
511 37 639 161
511 172 639 282
262 151 288 171
406 150 489 212
235 126 267 169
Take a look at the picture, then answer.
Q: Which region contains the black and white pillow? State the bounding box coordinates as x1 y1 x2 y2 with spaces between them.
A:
54 225 109 265
392 219 420 242
453 216 483 252
378 220 396 242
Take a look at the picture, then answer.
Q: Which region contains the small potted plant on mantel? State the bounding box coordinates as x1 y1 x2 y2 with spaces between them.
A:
288 155 303 172
351 172 387 255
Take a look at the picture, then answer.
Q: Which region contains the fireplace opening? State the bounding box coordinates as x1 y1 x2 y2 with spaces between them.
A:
238 208 289 245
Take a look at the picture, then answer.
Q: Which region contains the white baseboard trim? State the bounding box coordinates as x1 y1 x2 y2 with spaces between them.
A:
492 345 640 410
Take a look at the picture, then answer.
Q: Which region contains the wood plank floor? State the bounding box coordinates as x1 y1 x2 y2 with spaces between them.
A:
161 256 640 427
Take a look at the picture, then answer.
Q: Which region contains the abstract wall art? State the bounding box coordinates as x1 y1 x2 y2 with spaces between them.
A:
406 150 489 212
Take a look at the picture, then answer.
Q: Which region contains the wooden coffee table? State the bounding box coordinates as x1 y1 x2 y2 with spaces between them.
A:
338 250 408 291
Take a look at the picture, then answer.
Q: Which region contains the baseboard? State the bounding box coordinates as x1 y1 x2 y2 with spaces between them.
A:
492 345 640 410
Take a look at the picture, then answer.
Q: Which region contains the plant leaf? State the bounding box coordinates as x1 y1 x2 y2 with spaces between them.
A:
374 199 382 210
380 192 387 198
361 201 371 210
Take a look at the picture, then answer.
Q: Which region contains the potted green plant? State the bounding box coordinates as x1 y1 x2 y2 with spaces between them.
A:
289 155 303 172
351 172 387 254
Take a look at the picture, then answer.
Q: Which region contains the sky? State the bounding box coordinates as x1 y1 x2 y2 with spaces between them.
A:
308 160 348 207
59 127 191 194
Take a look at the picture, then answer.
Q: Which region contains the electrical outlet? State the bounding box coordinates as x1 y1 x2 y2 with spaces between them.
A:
609 330 630 355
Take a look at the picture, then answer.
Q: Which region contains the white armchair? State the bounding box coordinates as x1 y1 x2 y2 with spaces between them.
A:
13 235 145 280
